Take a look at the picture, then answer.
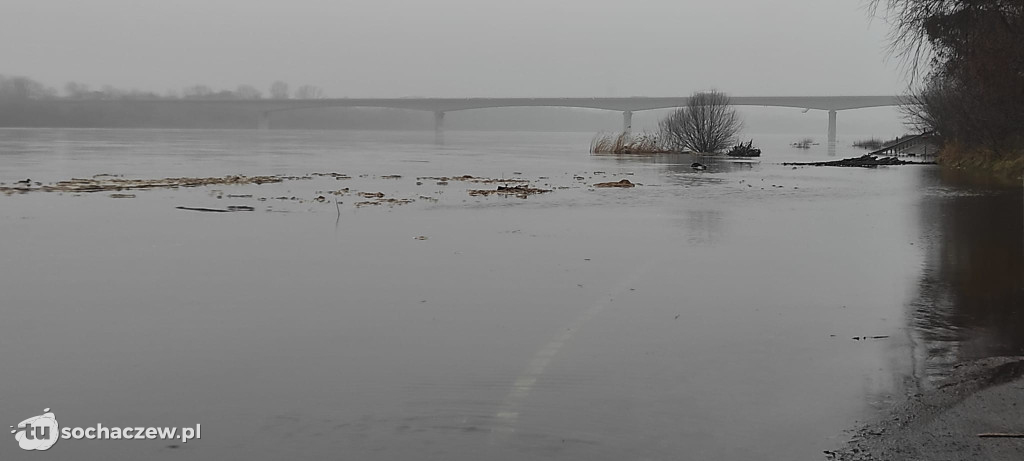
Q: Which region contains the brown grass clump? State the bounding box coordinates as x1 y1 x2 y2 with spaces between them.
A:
593 179 635 188
468 184 551 199
590 133 669 155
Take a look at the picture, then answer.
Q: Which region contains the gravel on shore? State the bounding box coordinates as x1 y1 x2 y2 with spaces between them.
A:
832 357 1024 461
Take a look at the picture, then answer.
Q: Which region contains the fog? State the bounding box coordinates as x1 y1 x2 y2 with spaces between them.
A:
1 0 903 97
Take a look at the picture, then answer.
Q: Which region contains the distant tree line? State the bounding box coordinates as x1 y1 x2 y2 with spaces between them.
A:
0 75 330 128
872 1 1023 168
0 75 325 101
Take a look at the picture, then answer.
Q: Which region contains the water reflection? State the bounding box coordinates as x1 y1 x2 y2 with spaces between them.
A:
909 170 1024 386
591 152 757 175
681 209 725 246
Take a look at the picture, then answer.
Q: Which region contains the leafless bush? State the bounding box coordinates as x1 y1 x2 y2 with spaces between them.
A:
659 91 742 154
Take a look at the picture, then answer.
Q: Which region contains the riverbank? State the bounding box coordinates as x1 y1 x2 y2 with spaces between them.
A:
938 144 1024 183
832 357 1024 461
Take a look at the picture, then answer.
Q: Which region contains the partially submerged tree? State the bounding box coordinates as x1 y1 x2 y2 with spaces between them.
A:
659 90 742 153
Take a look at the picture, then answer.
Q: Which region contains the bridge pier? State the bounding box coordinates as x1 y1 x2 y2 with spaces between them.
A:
257 112 270 130
827 110 837 156
622 110 633 136
434 111 445 144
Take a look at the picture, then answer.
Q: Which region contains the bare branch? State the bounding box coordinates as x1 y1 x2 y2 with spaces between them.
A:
659 91 742 153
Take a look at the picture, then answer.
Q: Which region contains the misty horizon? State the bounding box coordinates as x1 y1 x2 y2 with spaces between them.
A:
3 0 906 98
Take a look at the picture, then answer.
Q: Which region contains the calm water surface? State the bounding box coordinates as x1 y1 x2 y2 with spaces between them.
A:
0 128 1021 460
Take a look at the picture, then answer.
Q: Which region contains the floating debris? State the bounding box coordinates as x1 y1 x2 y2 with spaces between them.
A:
355 197 415 207
381 175 402 179
1 174 286 195
358 192 385 198
468 184 551 199
783 155 935 167
727 140 761 157
108 193 136 198
593 179 635 188
414 236 428 240
418 175 528 184
378 198 414 206
311 172 351 179
226 194 252 198
176 205 254 213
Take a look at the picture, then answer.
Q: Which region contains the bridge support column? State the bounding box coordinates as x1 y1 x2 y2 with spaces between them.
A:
622 110 633 137
257 112 270 130
827 110 837 156
434 111 445 145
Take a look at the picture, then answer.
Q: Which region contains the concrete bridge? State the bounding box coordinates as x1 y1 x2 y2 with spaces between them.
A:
46 95 902 153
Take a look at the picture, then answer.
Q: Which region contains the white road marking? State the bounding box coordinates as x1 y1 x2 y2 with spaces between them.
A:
491 259 658 439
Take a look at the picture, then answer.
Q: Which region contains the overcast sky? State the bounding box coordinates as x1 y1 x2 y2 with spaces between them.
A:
2 0 904 98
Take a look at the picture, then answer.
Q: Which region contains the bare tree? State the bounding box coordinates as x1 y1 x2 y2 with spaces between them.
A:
0 75 57 100
659 90 742 153
871 1 1024 154
294 84 324 99
269 81 289 99
100 85 124 99
182 84 213 99
235 84 262 100
64 81 91 98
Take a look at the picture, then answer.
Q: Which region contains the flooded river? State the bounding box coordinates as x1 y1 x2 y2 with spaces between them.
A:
1 128 1021 460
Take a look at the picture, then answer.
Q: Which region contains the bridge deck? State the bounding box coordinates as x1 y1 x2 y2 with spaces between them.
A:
42 95 901 113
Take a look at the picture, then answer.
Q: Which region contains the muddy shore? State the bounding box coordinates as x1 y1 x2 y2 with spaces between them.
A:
832 357 1024 460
